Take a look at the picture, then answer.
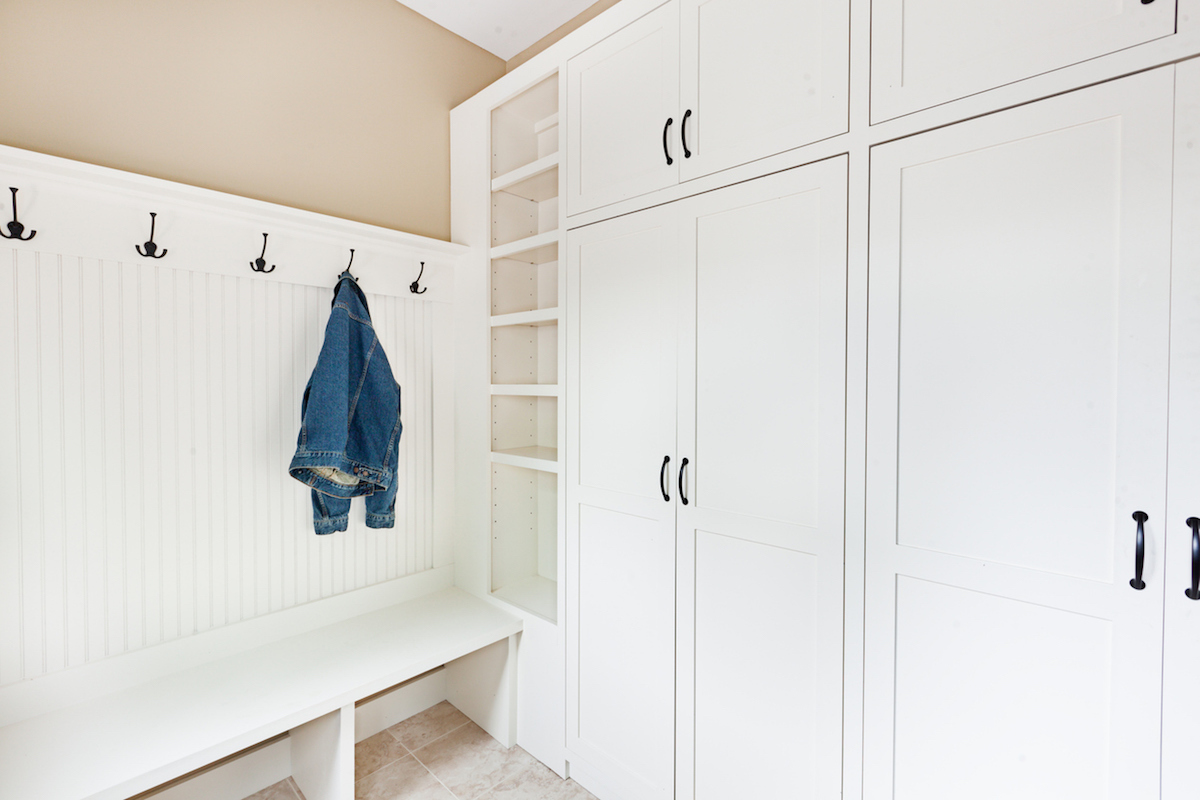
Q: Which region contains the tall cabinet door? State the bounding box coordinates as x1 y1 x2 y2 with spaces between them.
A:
870 0 1176 121
678 0 848 182
864 69 1175 799
566 1 680 217
1162 58 1200 800
674 159 847 800
565 207 680 800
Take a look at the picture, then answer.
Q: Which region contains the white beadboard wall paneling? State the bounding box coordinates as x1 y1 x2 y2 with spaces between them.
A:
0 145 466 691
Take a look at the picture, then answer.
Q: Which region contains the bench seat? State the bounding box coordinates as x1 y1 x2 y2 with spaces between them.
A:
0 587 521 800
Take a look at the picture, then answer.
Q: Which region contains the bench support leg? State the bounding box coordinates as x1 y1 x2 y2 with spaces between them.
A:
446 632 520 748
291 703 354 800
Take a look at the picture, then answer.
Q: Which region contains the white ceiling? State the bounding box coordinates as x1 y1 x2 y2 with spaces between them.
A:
400 0 600 61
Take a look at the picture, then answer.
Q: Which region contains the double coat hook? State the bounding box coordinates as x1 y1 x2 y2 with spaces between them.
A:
250 232 276 273
136 212 167 259
410 261 427 294
2 187 36 241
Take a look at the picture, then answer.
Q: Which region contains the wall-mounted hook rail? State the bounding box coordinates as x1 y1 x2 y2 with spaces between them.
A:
2 187 36 241
135 212 168 259
250 232 276 273
410 261 428 294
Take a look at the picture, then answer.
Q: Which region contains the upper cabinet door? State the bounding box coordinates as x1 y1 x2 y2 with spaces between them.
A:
1161 58 1200 800
870 0 1176 122
566 1 681 217
864 69 1175 799
678 0 848 182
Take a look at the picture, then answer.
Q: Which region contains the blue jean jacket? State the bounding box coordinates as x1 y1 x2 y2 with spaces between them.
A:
289 272 402 534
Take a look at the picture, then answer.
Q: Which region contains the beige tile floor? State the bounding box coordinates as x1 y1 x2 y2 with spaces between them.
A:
244 701 597 800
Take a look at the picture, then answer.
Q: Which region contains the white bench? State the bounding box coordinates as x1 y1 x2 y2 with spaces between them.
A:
0 588 521 800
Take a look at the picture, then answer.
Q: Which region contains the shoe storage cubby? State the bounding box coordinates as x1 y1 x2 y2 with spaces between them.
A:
488 71 563 624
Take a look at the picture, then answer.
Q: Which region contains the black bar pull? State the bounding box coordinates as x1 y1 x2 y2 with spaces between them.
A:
678 457 689 505
1131 511 1149 590
659 455 671 502
681 109 692 159
662 118 674 166
1186 517 1200 600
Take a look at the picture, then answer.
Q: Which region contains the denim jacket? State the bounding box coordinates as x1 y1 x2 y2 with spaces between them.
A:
289 272 402 534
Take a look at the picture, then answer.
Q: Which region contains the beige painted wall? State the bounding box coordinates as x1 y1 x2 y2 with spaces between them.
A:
506 0 623 72
0 0 505 240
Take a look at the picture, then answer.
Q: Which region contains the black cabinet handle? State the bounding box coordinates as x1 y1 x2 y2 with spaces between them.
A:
662 118 674 166
1131 511 1149 590
678 457 689 505
1187 517 1200 600
660 455 671 502
681 109 692 159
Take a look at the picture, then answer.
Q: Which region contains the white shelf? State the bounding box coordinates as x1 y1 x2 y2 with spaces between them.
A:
491 231 559 264
491 308 559 328
492 153 559 202
492 576 557 623
534 112 559 135
491 384 560 397
491 446 559 473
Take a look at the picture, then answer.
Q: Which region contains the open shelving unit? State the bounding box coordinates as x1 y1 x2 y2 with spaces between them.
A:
488 73 562 623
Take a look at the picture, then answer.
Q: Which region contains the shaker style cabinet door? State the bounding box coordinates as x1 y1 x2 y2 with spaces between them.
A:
678 0 848 181
864 68 1175 799
1161 58 1200 800
566 1 681 217
565 208 680 800
673 159 847 800
870 0 1176 121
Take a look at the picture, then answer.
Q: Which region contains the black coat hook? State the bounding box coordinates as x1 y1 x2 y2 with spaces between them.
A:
410 261 428 294
2 187 36 241
250 232 276 273
340 248 358 281
135 212 167 259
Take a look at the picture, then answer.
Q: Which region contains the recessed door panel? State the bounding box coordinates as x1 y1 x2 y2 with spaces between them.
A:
573 504 675 799
893 577 1113 799
865 69 1175 798
894 117 1122 582
694 189 822 527
693 531 827 800
871 0 1176 120
574 219 676 500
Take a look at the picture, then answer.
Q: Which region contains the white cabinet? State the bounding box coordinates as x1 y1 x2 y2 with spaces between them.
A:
566 159 847 800
1161 56 1200 800
864 68 1175 798
679 0 847 182
566 0 848 217
870 0 1176 121
565 209 679 800
674 159 847 800
566 2 681 218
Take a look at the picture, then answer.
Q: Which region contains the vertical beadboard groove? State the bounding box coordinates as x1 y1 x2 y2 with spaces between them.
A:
10 250 27 682
1 254 441 688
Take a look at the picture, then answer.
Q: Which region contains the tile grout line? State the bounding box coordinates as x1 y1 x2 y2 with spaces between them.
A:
355 717 471 786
